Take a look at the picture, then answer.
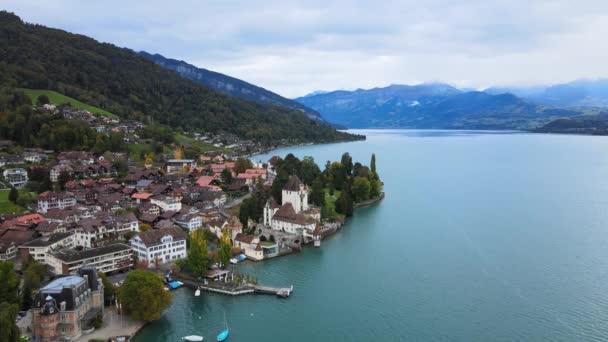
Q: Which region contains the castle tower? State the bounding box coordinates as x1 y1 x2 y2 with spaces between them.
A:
282 175 308 213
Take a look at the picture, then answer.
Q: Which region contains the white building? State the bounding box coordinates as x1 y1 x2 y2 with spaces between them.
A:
165 159 196 174
3 168 28 188
129 227 187 267
47 244 133 275
37 191 77 213
263 175 321 242
150 195 182 212
174 212 202 231
19 232 75 264
50 164 73 183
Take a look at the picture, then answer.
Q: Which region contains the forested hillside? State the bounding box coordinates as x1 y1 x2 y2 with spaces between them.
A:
0 11 360 145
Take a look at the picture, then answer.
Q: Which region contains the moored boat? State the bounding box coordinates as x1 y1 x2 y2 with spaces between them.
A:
183 335 203 341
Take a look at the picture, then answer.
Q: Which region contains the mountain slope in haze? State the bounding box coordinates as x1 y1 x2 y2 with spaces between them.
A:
139 51 325 122
485 79 608 108
0 11 360 145
296 83 582 129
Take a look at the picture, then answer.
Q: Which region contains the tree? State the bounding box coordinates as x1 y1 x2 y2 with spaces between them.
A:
370 180 382 198
335 191 354 217
352 176 371 202
220 168 232 184
0 262 19 305
24 260 45 290
119 270 172 321
309 177 325 207
21 282 32 310
139 223 152 232
36 94 50 106
186 229 209 276
234 158 253 174
371 153 378 180
8 187 18 203
57 171 71 190
218 229 232 269
341 152 353 176
98 272 115 305
300 156 321 185
0 302 19 342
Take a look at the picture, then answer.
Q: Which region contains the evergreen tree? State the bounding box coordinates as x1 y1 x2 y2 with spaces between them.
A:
341 152 353 176
98 272 115 305
309 177 325 207
8 187 18 203
21 282 32 310
371 153 378 180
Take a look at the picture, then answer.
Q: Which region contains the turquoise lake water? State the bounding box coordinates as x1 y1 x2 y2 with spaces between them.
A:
134 130 608 341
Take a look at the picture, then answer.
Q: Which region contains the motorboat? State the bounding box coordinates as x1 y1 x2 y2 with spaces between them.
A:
183 335 203 341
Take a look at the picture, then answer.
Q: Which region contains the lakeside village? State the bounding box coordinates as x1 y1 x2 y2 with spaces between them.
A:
0 135 384 341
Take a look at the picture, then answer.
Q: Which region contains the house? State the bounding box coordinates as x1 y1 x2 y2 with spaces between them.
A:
23 152 46 163
32 267 104 342
46 244 133 275
0 229 36 255
174 212 202 231
73 218 111 248
50 164 74 182
150 194 182 212
224 215 243 241
137 202 161 216
37 191 77 213
263 175 319 243
233 233 279 261
129 227 187 267
19 232 75 264
3 168 28 188
165 159 196 174
131 192 152 204
114 212 139 234
0 240 16 261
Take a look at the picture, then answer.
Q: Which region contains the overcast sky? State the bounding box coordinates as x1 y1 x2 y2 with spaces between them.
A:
3 0 608 97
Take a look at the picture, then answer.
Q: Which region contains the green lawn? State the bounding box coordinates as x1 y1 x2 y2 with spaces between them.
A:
324 189 341 215
20 88 117 118
0 189 26 214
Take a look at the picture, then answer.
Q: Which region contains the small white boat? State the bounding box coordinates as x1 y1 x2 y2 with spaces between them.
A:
183 335 203 341
229 258 238 265
195 288 201 297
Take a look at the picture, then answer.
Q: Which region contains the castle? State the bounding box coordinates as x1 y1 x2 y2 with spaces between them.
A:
263 175 321 243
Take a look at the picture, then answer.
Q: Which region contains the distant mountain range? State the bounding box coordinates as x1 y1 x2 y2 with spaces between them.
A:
139 52 325 122
295 83 589 130
485 79 608 108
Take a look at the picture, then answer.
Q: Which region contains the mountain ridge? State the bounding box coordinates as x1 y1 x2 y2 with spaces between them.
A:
139 51 325 122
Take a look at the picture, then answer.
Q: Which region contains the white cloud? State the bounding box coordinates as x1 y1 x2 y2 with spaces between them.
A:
3 0 608 97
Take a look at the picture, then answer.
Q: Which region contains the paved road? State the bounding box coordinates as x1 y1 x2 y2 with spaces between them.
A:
224 192 252 208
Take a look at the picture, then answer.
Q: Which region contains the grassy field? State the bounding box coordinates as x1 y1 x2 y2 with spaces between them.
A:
20 88 117 118
324 189 341 216
0 189 26 214
175 134 232 153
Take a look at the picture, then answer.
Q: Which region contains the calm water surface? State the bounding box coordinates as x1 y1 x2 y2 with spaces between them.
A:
135 130 608 341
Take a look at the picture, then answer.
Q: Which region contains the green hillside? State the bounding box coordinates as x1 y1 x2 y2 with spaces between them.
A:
20 88 116 118
0 11 362 145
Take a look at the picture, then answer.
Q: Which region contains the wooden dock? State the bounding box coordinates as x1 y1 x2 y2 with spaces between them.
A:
254 285 294 297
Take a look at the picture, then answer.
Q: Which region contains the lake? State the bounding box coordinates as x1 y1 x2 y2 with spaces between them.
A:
134 130 608 341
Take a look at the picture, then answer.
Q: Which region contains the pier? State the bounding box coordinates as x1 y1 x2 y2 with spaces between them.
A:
254 285 294 297
178 277 293 298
